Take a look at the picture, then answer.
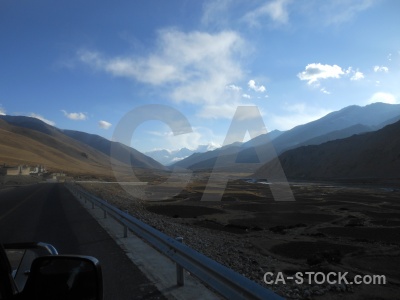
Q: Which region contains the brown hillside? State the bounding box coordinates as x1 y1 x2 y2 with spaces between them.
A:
0 119 115 177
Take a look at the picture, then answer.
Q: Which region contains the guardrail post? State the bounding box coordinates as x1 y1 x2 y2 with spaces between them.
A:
123 224 128 238
123 210 129 237
104 200 108 218
176 237 184 286
64 183 284 299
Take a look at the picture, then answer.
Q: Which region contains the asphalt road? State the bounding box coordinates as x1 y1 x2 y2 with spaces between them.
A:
0 183 166 299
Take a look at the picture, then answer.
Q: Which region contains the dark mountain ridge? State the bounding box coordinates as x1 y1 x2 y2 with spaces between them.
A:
273 103 400 150
288 123 372 150
172 103 400 171
255 119 400 180
0 115 60 136
62 130 165 170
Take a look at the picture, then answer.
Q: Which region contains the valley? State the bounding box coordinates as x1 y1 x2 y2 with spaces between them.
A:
80 175 400 299
1 103 400 299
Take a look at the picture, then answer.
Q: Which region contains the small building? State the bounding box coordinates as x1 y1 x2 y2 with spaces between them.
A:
0 165 31 176
6 165 30 176
29 165 46 175
47 172 67 182
1 164 47 176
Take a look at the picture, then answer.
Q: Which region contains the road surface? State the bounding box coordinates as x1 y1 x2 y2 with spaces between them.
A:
0 183 166 299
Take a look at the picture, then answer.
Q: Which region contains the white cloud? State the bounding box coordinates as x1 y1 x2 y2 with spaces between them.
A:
29 113 56 126
226 84 242 92
98 120 112 129
204 142 220 151
201 0 232 27
350 70 364 81
78 51 103 68
320 87 331 94
297 63 344 85
62 110 87 121
321 0 376 25
79 29 246 119
139 125 223 152
242 93 251 99
298 64 364 87
0 106 5 115
243 0 291 27
248 79 266 92
204 0 375 30
166 127 222 151
79 29 244 87
367 92 398 104
373 65 389 73
344 67 364 81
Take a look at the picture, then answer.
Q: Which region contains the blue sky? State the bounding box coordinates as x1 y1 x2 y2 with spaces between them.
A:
1 0 399 152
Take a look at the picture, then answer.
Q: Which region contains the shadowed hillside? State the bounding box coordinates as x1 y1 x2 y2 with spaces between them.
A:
255 119 400 180
63 130 165 170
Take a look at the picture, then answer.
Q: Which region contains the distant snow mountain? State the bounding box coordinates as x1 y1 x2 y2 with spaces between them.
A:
171 103 400 171
145 144 219 166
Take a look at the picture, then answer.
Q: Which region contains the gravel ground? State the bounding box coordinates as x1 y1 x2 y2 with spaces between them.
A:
78 183 361 300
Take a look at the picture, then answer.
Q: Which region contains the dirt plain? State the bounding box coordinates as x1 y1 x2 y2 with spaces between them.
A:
80 173 400 300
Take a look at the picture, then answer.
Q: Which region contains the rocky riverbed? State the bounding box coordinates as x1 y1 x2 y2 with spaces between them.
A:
78 180 400 300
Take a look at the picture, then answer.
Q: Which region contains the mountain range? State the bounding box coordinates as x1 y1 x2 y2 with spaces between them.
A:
172 103 400 171
255 117 400 180
62 129 165 170
145 144 218 166
144 130 285 166
0 115 164 177
1 102 399 180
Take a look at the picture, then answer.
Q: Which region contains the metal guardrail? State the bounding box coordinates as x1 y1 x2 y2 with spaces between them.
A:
65 183 284 300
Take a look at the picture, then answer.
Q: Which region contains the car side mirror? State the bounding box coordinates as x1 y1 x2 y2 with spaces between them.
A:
21 255 103 300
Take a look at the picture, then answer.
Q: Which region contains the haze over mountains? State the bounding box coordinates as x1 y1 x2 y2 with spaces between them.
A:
1 102 399 180
144 130 285 166
145 144 218 166
172 103 400 172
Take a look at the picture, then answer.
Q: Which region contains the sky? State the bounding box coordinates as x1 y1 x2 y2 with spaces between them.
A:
1 0 400 153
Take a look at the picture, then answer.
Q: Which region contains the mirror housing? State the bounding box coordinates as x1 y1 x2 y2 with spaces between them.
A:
21 255 103 300
4 242 58 292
